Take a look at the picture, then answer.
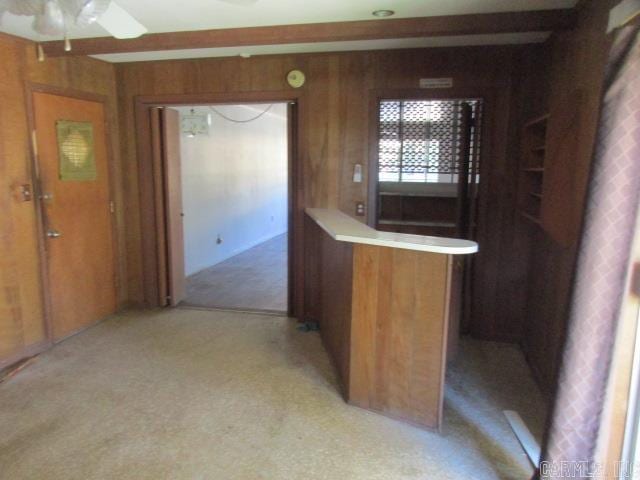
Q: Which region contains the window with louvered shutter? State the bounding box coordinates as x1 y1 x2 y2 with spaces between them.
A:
378 99 482 183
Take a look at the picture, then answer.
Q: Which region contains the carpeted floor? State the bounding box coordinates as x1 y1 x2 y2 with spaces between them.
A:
184 234 288 313
0 308 547 480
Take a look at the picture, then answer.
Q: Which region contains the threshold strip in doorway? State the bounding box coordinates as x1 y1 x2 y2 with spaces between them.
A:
177 304 288 317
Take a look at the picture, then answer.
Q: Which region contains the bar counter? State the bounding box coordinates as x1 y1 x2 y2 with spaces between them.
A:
304 208 478 430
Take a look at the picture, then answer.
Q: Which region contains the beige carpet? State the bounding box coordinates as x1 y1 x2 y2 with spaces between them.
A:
0 308 546 480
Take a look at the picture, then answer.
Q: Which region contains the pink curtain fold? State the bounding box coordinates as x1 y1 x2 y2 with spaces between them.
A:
538 26 640 479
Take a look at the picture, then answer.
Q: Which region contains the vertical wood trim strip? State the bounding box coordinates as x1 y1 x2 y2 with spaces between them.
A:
439 255 455 430
149 107 168 306
349 244 379 405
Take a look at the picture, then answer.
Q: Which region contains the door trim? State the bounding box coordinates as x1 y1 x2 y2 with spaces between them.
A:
134 91 303 317
25 83 121 344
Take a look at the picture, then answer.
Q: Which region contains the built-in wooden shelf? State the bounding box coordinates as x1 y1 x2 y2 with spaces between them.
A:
378 219 456 228
519 113 550 225
379 191 456 199
378 190 459 236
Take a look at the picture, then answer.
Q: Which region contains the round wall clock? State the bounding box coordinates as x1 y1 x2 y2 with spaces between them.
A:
286 70 306 88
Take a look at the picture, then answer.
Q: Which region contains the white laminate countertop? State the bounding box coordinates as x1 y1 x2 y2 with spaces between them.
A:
305 208 478 255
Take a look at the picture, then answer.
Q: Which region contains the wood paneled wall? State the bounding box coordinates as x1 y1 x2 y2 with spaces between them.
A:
0 34 44 364
520 0 616 392
116 44 542 336
0 34 548 367
0 33 124 367
1 1 610 381
468 44 551 343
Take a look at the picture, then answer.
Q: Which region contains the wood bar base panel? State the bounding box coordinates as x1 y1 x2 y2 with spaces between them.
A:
350 244 450 430
304 213 455 431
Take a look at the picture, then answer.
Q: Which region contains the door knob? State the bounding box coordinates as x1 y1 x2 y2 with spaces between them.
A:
46 229 62 238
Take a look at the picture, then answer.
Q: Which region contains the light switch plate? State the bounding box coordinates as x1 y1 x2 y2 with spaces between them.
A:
353 164 363 183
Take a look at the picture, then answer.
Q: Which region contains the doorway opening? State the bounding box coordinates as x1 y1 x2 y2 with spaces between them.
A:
134 92 301 318
152 102 291 314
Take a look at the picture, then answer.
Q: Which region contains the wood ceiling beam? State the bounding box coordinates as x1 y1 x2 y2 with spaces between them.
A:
41 9 577 57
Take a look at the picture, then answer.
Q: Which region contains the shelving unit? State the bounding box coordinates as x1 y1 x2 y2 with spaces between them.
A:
377 193 458 237
519 113 549 225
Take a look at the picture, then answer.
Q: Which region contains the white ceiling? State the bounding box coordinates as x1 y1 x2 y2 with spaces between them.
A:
0 0 578 62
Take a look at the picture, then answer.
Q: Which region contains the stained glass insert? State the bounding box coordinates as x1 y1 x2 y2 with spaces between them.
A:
56 120 96 181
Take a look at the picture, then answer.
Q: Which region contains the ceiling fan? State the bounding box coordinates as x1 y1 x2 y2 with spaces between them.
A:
0 0 259 43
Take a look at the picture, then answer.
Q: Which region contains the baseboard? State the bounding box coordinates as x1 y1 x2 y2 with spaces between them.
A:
0 340 51 371
224 230 287 261
0 301 132 374
187 230 288 277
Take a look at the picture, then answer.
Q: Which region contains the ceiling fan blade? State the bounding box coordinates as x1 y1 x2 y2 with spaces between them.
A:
2 0 43 16
96 0 147 39
33 0 65 36
60 0 111 27
216 0 259 6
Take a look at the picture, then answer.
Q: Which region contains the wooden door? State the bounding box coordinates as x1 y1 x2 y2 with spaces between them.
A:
161 108 185 306
33 92 117 341
287 102 297 316
150 107 185 307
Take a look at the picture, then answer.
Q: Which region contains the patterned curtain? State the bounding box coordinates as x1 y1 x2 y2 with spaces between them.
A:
538 26 640 479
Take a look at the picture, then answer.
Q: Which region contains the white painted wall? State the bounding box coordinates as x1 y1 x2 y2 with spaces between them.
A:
178 103 288 276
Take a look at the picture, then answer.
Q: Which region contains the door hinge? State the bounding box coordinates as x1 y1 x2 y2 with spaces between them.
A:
109 201 115 214
31 130 38 158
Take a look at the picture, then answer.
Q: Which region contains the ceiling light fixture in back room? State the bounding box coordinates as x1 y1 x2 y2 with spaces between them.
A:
372 9 395 18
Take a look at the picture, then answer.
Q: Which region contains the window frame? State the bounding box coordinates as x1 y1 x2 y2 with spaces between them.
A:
377 98 482 184
367 89 492 228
